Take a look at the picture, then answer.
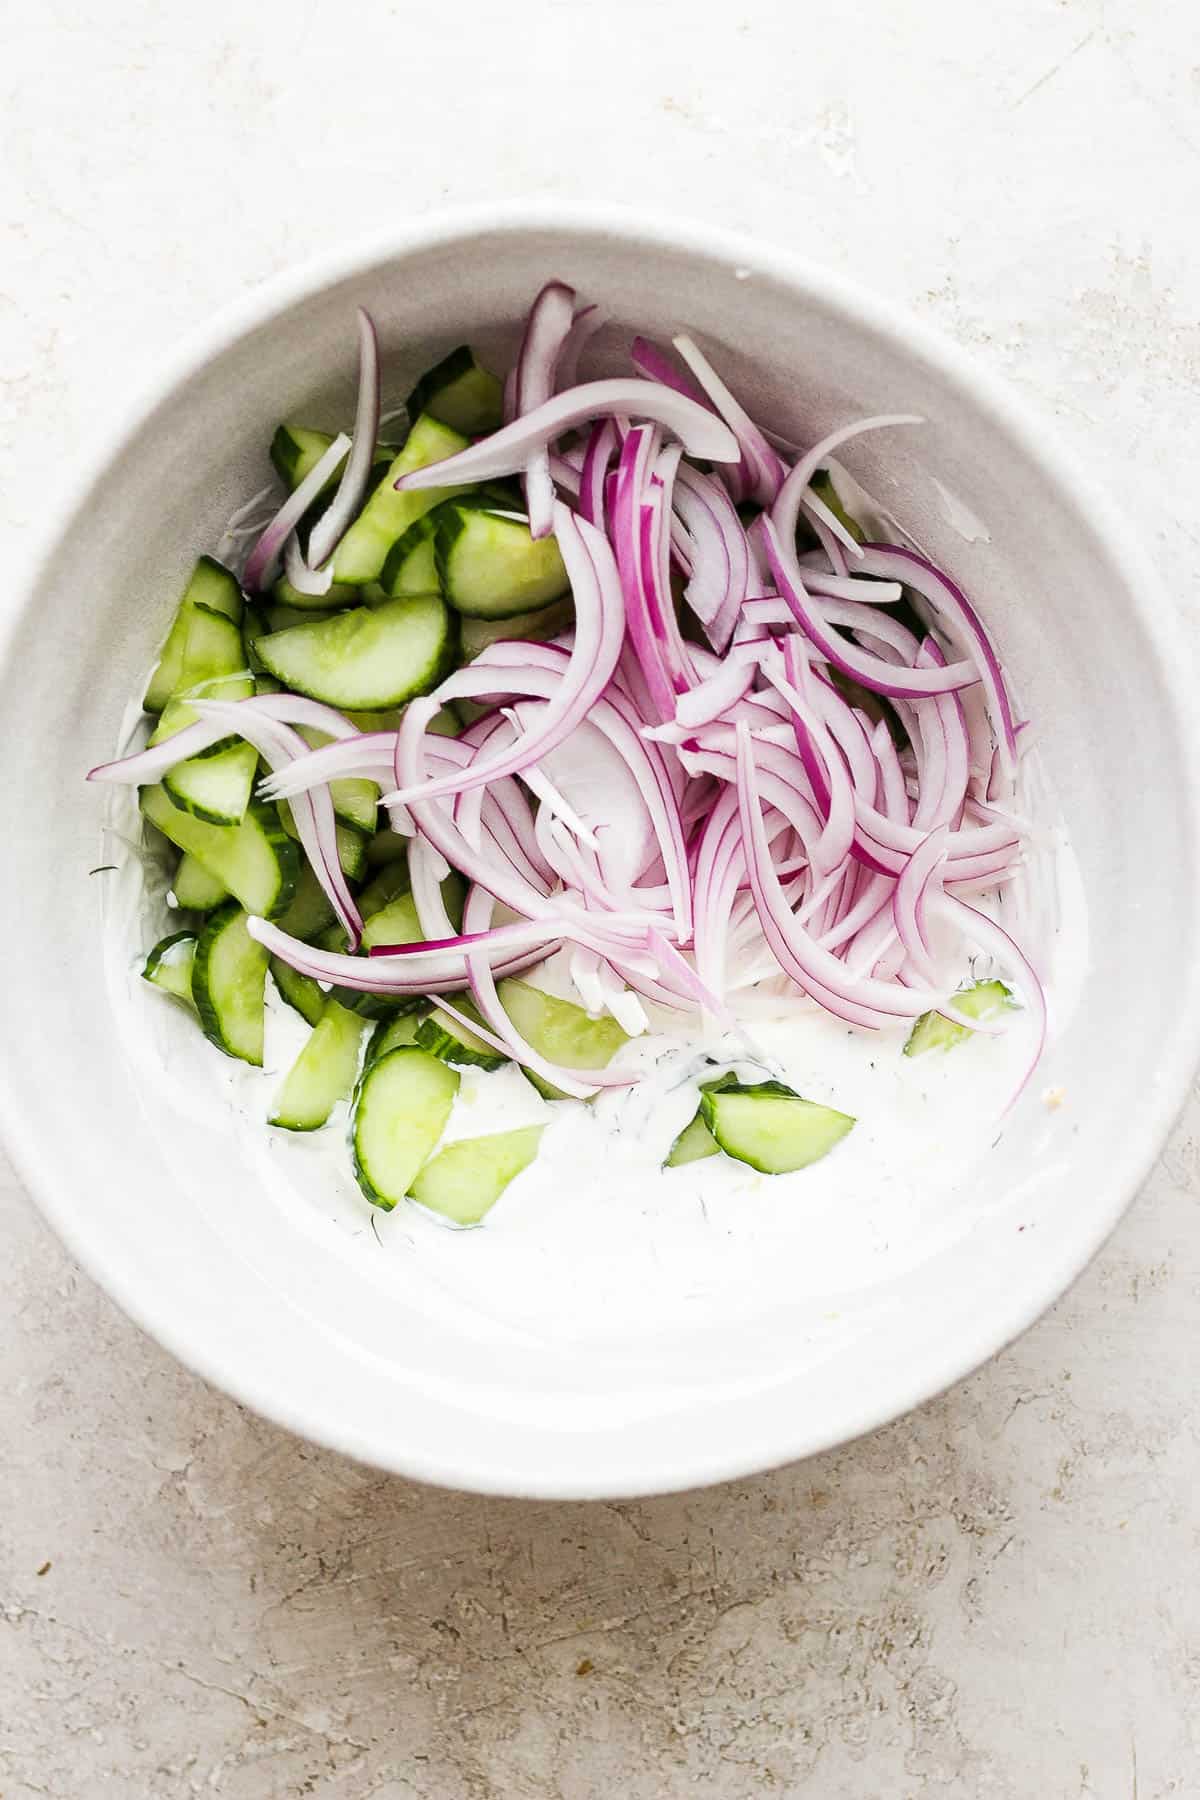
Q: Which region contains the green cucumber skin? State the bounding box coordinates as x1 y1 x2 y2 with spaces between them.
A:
365 1008 430 1066
331 416 471 585
172 853 230 912
270 956 327 1027
405 346 504 437
904 980 1014 1057
141 930 198 1006
350 1047 460 1211
191 903 269 1066
414 1005 508 1072
143 562 244 714
140 788 299 922
664 1110 721 1168
162 738 259 828
269 1000 365 1133
255 596 458 712
698 1075 854 1176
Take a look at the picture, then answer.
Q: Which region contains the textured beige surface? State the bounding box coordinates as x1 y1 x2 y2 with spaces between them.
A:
3 0 1200 1793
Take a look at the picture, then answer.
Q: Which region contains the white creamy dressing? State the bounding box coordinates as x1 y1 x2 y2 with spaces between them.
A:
102 725 1087 1341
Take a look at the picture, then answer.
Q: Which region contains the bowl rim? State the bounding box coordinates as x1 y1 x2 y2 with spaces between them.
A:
6 198 1200 1498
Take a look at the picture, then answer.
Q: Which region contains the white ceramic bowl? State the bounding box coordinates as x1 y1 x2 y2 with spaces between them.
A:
5 204 1199 1498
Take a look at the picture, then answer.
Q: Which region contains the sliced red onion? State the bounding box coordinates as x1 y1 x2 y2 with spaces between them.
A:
893 825 948 985
857 543 1018 779
391 379 739 492
305 309 382 571
243 432 350 592
672 335 787 505
672 463 751 654
770 413 922 554
513 281 576 539
758 516 980 698
555 302 607 391
579 418 619 529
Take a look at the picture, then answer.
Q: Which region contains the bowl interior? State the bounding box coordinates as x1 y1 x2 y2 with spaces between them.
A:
3 212 1196 1497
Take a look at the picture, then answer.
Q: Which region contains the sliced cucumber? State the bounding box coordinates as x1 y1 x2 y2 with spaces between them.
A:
270 424 396 498
192 903 269 1065
698 1075 854 1175
904 980 1014 1057
162 737 259 827
436 500 569 619
409 1125 544 1227
809 469 865 545
143 558 244 714
664 1109 721 1168
148 605 251 738
351 1048 460 1210
142 930 197 1007
495 979 629 1101
270 424 339 492
378 510 441 599
365 1008 430 1066
321 873 463 1018
242 601 270 673
406 346 504 436
141 787 298 920
265 601 339 633
296 725 378 833
460 596 574 660
270 955 327 1027
172 853 230 912
346 706 403 732
275 803 369 883
272 863 335 942
256 595 456 712
365 826 410 868
415 997 507 1071
331 414 471 585
269 999 365 1132
271 573 360 611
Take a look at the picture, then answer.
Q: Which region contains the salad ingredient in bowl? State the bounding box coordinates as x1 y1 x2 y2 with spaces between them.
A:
90 281 1053 1230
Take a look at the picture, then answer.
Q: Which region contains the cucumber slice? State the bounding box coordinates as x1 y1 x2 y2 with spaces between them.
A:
148 605 251 737
495 979 629 1101
351 1048 460 1210
172 853 230 912
269 1000 365 1131
270 955 327 1027
271 574 360 611
460 596 574 660
242 602 270 673
275 803 369 883
321 873 463 1018
355 858 411 916
295 726 378 833
365 1008 430 1066
270 424 338 492
409 1125 545 1227
346 706 403 732
162 737 259 827
435 501 570 619
415 997 507 1070
378 510 441 599
698 1075 854 1175
406 346 504 436
141 787 299 920
192 903 269 1065
270 425 396 497
265 601 339 633
808 469 865 545
904 980 1014 1057
142 930 197 1007
332 414 471 585
272 863 336 942
664 1109 721 1168
143 558 243 714
365 826 410 868
255 595 456 711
